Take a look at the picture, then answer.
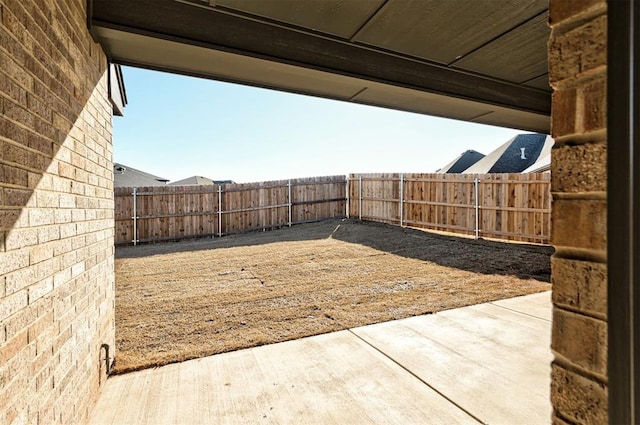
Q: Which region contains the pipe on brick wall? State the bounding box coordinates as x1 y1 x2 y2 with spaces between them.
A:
100 344 113 375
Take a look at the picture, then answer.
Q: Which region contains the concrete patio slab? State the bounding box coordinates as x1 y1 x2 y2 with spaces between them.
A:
90 331 475 424
352 292 552 424
89 292 551 425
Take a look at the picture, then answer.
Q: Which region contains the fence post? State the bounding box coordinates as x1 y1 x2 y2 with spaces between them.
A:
288 179 292 227
399 173 404 227
358 175 363 221
211 185 216 238
474 177 480 239
132 187 138 246
346 175 349 219
218 185 222 237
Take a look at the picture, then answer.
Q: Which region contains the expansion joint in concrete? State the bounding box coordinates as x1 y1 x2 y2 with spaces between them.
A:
347 329 485 424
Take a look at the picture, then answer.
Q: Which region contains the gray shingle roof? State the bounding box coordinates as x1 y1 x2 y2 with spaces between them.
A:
113 163 169 187
487 133 546 173
463 134 553 174
169 176 235 186
437 150 486 173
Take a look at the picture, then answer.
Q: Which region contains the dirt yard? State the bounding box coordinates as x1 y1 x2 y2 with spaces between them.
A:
114 219 553 374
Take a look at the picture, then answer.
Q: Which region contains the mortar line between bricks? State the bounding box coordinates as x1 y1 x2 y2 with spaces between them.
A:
550 66 607 91
552 303 608 323
551 130 607 146
551 357 608 387
346 328 486 425
549 3 607 34
552 247 607 263
551 191 607 200
552 409 579 425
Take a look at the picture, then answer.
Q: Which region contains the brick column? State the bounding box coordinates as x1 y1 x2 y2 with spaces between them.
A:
548 1 608 423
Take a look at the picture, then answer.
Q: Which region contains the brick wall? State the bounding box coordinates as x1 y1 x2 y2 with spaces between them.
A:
0 0 115 423
548 0 608 423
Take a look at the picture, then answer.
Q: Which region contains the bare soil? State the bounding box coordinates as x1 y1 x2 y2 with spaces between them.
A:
114 219 553 374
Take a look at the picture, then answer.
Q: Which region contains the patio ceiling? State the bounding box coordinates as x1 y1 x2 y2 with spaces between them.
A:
89 0 551 132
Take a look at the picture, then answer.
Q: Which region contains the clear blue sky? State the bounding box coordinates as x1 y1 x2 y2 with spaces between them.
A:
113 66 524 184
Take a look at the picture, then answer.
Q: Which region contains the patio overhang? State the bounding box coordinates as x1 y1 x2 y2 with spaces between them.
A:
88 0 551 133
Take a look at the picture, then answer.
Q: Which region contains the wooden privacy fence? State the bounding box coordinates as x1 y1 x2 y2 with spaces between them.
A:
115 176 347 245
348 173 551 243
115 173 550 246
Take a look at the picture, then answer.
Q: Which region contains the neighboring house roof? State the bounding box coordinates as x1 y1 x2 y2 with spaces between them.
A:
169 176 235 186
522 153 551 173
437 150 485 173
522 136 554 172
463 134 552 174
113 163 169 187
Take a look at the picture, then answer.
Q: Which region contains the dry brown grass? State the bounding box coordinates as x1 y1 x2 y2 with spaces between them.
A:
114 219 552 374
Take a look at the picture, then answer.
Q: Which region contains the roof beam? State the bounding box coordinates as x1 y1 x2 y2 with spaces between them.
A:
90 0 550 117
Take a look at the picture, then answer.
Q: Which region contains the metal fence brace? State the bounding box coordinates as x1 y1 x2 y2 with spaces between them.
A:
212 185 216 238
346 177 350 219
218 185 222 237
358 174 362 221
132 187 138 246
399 173 404 227
288 179 292 227
474 177 480 240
